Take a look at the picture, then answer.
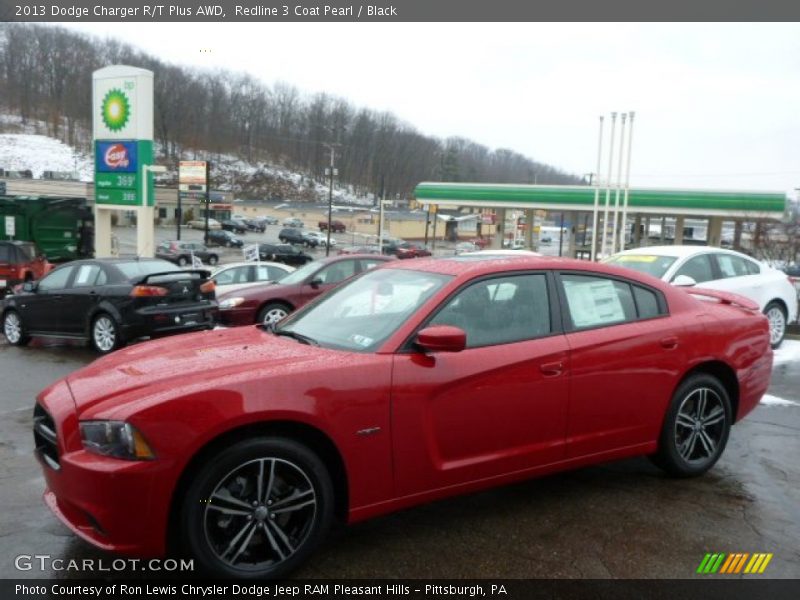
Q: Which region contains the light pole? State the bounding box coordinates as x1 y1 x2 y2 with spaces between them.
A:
323 149 338 257
378 199 391 252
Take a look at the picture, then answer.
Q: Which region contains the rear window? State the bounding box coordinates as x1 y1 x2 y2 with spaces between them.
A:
116 260 181 280
603 254 676 279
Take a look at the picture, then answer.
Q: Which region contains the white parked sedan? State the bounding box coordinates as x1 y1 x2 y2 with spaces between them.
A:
605 245 798 348
187 218 222 230
210 261 294 294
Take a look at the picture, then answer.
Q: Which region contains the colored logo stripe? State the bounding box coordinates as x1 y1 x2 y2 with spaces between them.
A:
700 552 773 574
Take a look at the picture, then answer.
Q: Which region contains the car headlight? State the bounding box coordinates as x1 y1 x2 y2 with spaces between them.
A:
219 297 246 309
79 421 155 460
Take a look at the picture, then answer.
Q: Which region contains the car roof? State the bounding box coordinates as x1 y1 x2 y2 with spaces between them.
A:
212 261 292 270
613 245 755 260
380 255 672 285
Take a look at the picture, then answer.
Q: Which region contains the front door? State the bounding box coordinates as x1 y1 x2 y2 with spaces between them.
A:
391 272 570 496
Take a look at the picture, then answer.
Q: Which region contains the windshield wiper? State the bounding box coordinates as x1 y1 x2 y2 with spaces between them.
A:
271 328 319 346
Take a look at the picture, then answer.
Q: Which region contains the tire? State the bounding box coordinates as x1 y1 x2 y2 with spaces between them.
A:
180 437 334 579
3 310 30 346
208 255 219 266
764 301 786 349
651 373 732 477
257 302 291 327
91 313 123 354
177 256 189 267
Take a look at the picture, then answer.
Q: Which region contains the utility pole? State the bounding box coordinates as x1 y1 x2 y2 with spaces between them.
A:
203 161 211 246
323 144 341 257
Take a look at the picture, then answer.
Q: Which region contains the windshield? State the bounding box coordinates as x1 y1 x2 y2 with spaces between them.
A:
279 261 320 285
603 254 677 279
277 268 452 352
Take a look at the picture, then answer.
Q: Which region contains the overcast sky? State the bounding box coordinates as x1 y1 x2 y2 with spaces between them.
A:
62 22 800 194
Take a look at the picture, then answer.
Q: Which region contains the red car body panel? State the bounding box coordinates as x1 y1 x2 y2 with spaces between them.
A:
34 256 773 558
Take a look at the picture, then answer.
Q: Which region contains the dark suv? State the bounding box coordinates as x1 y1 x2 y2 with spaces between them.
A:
0 241 51 295
156 241 219 266
257 244 313 266
278 228 318 247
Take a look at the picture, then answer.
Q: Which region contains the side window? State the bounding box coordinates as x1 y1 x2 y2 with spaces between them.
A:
214 268 239 285
429 274 551 348
744 259 761 275
633 285 662 319
359 259 384 271
673 254 715 283
38 266 74 291
561 274 636 329
263 266 287 281
0 245 9 262
72 265 102 287
316 260 357 284
716 254 750 278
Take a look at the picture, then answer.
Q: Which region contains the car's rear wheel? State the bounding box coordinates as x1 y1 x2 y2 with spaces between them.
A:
3 310 30 346
177 256 189 267
180 437 334 579
91 313 122 354
764 301 786 349
651 373 731 477
258 303 291 327
208 255 219 266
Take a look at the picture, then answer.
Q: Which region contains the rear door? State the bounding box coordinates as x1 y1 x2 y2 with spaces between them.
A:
0 244 13 290
557 272 686 458
58 263 108 334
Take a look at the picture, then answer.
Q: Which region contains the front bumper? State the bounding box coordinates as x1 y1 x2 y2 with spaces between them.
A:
216 306 255 327
35 382 172 557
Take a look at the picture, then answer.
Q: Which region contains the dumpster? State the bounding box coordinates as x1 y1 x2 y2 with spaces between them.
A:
0 195 93 262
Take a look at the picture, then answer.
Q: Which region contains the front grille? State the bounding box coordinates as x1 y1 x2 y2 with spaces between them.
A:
33 403 60 470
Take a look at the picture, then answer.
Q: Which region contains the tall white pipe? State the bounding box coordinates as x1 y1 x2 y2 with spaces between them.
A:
601 112 617 258
619 111 636 252
611 113 627 254
590 116 604 261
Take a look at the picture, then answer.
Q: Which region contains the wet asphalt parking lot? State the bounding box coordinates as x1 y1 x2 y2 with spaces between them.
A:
0 330 798 579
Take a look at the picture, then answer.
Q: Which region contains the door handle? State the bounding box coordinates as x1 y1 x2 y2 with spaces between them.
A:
660 336 678 349
540 361 564 376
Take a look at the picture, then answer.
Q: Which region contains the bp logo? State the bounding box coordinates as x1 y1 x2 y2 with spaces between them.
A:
101 88 131 132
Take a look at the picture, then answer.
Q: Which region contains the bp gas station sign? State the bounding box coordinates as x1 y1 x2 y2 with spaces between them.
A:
92 65 157 257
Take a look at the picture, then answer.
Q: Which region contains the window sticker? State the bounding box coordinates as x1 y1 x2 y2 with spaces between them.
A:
564 278 625 327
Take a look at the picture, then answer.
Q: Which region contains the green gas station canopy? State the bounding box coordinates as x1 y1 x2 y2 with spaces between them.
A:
414 182 787 219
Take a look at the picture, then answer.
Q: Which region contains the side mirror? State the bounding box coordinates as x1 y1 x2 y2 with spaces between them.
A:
672 274 697 287
415 325 466 353
23 281 38 293
309 277 323 288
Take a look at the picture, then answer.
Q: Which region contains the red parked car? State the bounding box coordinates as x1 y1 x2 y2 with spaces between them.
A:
318 219 346 233
33 255 772 579
216 254 393 326
0 241 51 295
385 241 432 259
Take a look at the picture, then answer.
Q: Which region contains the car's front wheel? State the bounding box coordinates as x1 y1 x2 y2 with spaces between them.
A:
258 303 291 327
177 256 189 267
180 437 334 579
764 301 786 349
91 313 122 354
651 373 731 477
3 310 30 346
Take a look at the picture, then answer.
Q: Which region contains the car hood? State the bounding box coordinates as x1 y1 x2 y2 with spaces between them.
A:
66 325 321 414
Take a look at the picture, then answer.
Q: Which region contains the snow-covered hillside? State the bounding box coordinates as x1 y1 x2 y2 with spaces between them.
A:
0 134 94 182
0 115 375 205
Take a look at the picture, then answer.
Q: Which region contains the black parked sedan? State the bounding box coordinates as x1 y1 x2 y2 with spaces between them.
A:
221 219 248 234
257 243 313 266
278 227 318 247
207 230 244 248
1 258 217 354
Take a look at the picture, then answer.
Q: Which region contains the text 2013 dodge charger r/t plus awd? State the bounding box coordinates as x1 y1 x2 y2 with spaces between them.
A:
33 255 773 578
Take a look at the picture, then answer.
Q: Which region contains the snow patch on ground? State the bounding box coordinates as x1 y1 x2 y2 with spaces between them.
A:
760 394 799 407
0 134 93 181
773 339 800 366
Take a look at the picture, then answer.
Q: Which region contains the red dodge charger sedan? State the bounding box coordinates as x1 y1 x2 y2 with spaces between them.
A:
33 255 772 578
